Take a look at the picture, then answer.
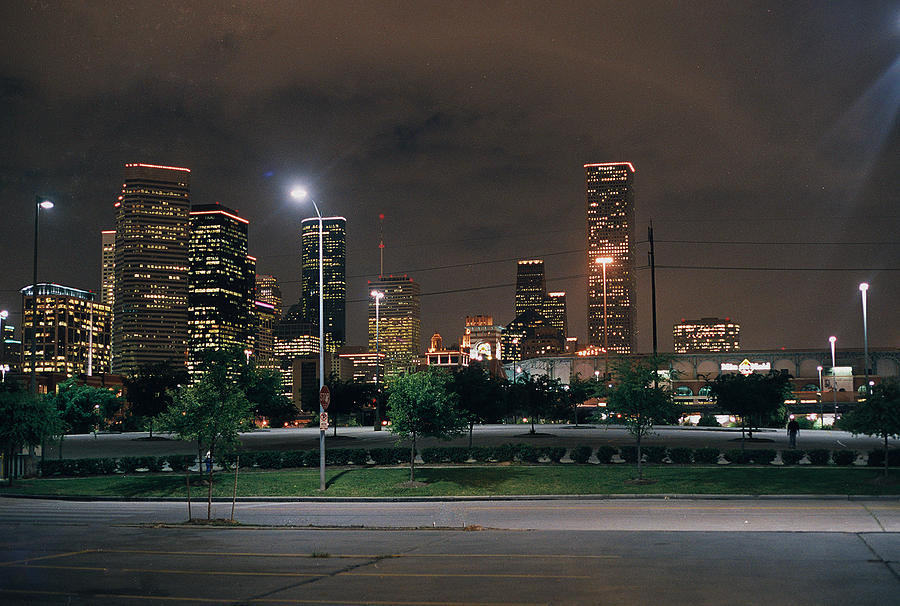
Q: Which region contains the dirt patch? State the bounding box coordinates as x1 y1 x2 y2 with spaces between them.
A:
397 481 428 488
463 524 484 531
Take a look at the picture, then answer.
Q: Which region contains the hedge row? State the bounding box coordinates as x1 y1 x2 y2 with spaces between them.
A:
38 446 900 477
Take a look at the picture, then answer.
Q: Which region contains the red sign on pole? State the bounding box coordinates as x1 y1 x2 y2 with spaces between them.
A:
319 385 331 410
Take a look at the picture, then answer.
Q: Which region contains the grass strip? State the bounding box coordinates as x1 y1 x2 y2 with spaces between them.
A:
1 466 898 498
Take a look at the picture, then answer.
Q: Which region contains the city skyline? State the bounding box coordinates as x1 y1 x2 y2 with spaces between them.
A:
1 3 898 355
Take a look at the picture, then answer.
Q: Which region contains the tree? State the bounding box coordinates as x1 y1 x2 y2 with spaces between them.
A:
0 383 62 485
387 369 467 482
563 373 601 426
124 362 189 437
841 379 900 477
447 362 506 446
506 372 565 434
50 378 125 434
239 365 297 428
600 356 680 479
159 363 254 520
711 370 792 444
326 374 375 435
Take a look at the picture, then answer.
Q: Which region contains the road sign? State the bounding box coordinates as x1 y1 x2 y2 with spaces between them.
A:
319 412 328 431
319 385 331 410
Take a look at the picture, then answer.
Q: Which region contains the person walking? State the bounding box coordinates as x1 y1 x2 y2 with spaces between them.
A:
787 418 800 448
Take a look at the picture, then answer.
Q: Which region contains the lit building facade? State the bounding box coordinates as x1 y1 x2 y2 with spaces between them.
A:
300 217 346 355
338 348 385 384
112 163 191 375
274 305 319 403
586 162 636 354
368 275 421 378
673 317 741 353
461 315 503 362
100 230 115 306
250 300 277 369
502 309 561 363
1 320 19 373
425 333 469 369
187 203 254 372
543 291 568 340
21 283 111 377
255 274 283 319
515 260 547 317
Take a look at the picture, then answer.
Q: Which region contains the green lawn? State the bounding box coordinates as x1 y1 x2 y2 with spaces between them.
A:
1 465 897 498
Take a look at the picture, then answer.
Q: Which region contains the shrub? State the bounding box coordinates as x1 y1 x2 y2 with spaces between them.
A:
280 451 306 468
61 459 80 476
345 448 370 465
255 451 283 469
644 446 667 464
806 449 830 466
748 449 776 464
697 413 720 427
619 446 638 463
516 444 540 463
594 445 616 464
326 449 351 466
302 450 320 467
570 445 592 464
492 444 517 462
39 459 63 476
236 452 257 468
781 450 804 465
446 447 469 463
369 447 405 465
832 450 856 466
167 455 195 472
468 446 491 462
669 447 693 464
133 456 163 472
867 449 900 468
724 449 750 464
118 457 142 473
538 446 566 463
421 447 444 464
693 448 720 464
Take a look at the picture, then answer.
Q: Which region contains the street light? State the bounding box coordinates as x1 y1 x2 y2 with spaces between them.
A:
31 196 54 394
0 309 7 366
243 348 253 365
859 283 870 397
829 336 838 419
594 257 613 380
817 365 824 429
291 187 326 491
370 290 384 430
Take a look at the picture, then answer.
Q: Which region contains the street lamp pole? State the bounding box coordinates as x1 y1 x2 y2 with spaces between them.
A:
291 188 326 491
829 336 838 419
859 283 870 397
817 365 823 429
595 257 612 380
371 290 383 430
31 196 54 395
0 310 7 368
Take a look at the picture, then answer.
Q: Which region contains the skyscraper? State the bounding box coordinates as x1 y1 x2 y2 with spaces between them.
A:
300 217 346 355
255 274 283 319
112 163 191 375
585 162 636 354
188 203 253 372
368 275 420 378
515 260 547 317
673 317 741 353
543 291 568 340
100 230 115 306
21 283 111 377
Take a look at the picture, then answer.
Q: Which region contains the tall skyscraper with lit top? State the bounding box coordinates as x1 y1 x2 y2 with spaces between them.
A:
100 230 115 306
368 275 420 378
515 260 547 317
188 203 254 372
586 162 636 354
300 217 346 355
112 163 191 375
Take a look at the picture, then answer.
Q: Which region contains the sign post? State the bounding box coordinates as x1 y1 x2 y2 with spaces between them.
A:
318 385 330 490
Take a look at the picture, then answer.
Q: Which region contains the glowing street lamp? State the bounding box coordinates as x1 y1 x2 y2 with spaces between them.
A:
859 283 870 397
31 196 54 394
291 187 326 491
829 336 838 418
370 290 384 430
243 348 253 365
0 310 7 365
594 257 613 380
817 365 824 429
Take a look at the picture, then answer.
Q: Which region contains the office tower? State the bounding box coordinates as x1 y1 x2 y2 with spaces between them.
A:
502 309 562 363
673 317 741 353
338 346 384 384
543 291 568 340
368 275 421 378
251 300 277 369
100 230 115 306
188 203 254 372
0 319 18 373
515 260 547 317
585 162 636 354
112 163 191 375
274 304 320 405
300 217 346 354
255 274 283 319
21 283 111 376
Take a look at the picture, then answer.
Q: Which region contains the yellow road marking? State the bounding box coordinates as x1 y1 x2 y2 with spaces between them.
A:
466 504 900 511
0 549 95 567
344 572 591 579
99 548 618 560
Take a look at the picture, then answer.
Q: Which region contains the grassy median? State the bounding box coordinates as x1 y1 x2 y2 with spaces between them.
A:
1 465 898 498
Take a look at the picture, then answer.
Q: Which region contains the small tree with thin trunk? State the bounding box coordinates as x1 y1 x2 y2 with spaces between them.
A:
387 369 467 482
841 379 900 477
600 356 680 480
0 383 62 485
711 370 792 447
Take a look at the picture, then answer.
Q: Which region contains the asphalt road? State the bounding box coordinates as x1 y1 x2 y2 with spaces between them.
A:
44 424 896 461
0 503 898 606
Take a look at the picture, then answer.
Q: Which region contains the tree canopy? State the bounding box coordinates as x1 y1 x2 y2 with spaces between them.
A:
240 365 297 428
711 370 792 440
447 363 507 444
325 373 375 434
507 372 566 433
387 369 467 482
124 362 189 435
0 383 62 484
841 379 900 476
50 378 125 434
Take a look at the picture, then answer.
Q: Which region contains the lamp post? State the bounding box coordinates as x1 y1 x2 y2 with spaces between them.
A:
0 309 7 367
859 283 870 397
817 365 824 429
370 290 384 430
290 187 326 491
595 257 612 380
243 348 253 365
829 336 838 419
31 196 54 395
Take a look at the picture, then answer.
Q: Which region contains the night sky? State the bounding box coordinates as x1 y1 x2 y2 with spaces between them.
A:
2 1 898 355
